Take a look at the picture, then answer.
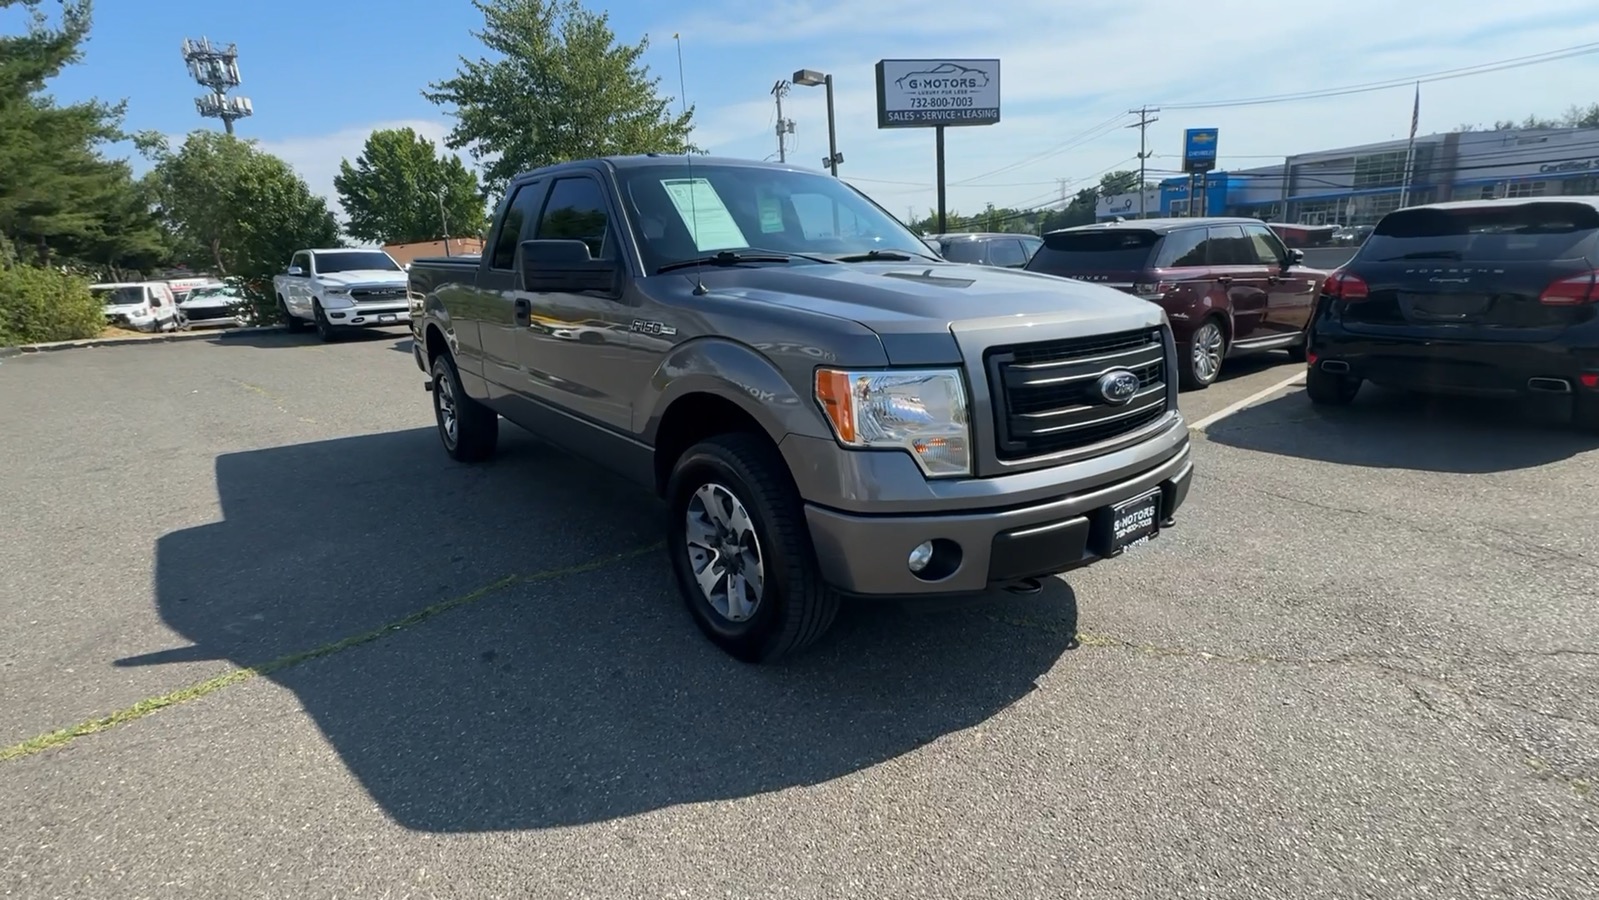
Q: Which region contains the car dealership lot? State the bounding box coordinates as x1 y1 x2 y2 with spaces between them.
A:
2 333 1596 898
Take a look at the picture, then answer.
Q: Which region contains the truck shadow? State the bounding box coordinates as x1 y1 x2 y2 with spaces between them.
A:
124 427 1077 832
209 328 411 349
1205 385 1599 473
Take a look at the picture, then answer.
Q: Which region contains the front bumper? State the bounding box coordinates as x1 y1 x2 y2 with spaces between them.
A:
1312 321 1599 397
323 304 411 328
804 441 1192 597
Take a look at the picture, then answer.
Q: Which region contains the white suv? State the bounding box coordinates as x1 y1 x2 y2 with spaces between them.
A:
91 282 184 333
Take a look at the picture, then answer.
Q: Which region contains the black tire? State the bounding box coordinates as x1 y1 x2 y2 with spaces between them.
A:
1286 332 1308 363
1306 364 1362 405
1180 316 1228 391
665 433 840 664
280 297 308 333
1572 395 1599 434
313 302 338 343
430 353 498 462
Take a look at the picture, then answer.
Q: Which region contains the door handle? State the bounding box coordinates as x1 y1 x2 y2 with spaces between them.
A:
1215 276 1233 285
513 298 531 326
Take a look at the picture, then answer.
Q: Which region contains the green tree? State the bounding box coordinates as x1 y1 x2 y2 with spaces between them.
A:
423 0 696 194
334 127 485 244
1455 102 1599 133
0 0 166 273
139 130 340 322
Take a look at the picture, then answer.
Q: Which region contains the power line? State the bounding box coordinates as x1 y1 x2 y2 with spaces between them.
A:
1155 40 1599 111
947 112 1134 186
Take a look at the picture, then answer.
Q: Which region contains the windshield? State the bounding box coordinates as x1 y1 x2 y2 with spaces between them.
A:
614 163 935 272
1361 202 1599 263
94 286 146 306
1027 230 1159 274
186 285 237 300
939 240 987 264
315 251 401 274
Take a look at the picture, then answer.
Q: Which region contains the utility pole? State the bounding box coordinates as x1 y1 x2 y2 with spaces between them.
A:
1126 106 1159 218
1057 178 1069 204
771 80 794 163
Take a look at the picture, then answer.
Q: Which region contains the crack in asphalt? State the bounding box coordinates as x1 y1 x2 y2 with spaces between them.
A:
988 611 1599 801
0 542 662 765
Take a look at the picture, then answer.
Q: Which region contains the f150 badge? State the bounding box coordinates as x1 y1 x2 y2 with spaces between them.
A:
630 319 677 336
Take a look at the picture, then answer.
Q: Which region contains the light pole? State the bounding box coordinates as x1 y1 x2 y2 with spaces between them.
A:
792 69 841 176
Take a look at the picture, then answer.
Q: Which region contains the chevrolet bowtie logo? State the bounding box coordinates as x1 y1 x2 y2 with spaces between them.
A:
1191 133 1214 144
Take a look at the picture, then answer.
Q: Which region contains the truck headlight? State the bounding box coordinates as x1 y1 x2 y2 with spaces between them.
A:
815 368 971 477
321 289 353 308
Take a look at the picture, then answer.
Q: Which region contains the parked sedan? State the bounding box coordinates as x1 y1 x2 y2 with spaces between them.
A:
1305 196 1599 430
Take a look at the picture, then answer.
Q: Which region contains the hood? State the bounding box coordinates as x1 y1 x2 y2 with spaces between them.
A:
678 261 1165 336
316 270 406 287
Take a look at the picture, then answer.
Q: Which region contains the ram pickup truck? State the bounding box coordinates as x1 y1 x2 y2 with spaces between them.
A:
273 247 411 341
407 155 1193 663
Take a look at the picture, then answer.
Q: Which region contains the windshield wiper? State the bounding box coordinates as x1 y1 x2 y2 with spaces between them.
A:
1377 250 1464 261
829 249 936 263
657 250 791 273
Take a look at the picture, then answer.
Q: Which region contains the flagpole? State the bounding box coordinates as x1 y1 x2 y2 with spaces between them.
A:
1399 81 1419 208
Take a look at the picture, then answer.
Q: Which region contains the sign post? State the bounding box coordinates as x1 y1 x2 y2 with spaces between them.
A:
875 58 1001 234
1182 128 1218 218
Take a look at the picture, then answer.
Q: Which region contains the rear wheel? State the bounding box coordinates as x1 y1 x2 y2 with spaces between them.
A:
1286 331 1308 362
1572 395 1599 434
1306 364 1362 405
430 352 498 462
279 296 308 333
666 433 840 664
1180 318 1227 390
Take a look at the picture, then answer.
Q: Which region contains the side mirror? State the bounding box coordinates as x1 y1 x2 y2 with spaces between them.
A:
517 239 618 294
1286 248 1304 268
287 266 303 276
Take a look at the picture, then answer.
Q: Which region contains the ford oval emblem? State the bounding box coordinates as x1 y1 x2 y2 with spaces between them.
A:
1095 369 1141 406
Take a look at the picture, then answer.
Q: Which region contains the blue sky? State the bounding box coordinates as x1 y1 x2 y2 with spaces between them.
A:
15 0 1599 222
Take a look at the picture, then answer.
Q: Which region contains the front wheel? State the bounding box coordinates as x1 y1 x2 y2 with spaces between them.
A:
1180 318 1227 390
313 302 338 343
430 353 498 462
666 433 840 664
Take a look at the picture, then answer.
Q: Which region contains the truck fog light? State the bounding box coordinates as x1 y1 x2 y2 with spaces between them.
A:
908 541 935 572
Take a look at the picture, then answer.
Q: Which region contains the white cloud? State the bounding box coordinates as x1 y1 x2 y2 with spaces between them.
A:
665 0 1599 217
269 0 1599 228
255 119 458 222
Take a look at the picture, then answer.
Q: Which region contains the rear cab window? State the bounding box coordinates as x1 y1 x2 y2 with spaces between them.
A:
940 240 986 264
1027 229 1159 274
1360 202 1599 263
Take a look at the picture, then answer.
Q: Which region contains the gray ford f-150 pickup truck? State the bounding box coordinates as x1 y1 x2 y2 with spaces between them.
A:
408 155 1193 663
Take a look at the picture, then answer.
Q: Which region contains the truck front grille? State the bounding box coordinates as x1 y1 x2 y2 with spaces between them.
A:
985 327 1169 460
351 288 406 302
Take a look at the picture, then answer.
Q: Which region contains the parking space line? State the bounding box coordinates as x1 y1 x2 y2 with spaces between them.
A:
1189 370 1308 433
0 542 662 764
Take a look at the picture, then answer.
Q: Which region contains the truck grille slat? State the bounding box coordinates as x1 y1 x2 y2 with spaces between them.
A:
985 328 1170 459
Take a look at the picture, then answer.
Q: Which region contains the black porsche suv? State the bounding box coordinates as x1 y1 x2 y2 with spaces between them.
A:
1305 197 1599 429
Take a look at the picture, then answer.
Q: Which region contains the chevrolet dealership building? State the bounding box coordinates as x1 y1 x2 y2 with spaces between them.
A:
1095 126 1599 225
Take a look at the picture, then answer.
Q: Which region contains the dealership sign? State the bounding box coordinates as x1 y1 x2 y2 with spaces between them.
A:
875 59 1001 129
1183 128 1219 173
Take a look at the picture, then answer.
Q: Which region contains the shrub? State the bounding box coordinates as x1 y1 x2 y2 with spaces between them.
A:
0 263 105 346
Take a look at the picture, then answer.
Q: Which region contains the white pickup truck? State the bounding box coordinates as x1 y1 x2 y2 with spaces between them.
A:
272 247 411 341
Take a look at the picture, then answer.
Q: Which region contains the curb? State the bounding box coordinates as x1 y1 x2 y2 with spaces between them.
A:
0 325 286 358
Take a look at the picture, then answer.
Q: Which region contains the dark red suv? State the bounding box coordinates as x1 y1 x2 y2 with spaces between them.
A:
1025 217 1329 389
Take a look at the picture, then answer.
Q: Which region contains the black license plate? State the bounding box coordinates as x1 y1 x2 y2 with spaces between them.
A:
1399 292 1490 320
1109 489 1161 554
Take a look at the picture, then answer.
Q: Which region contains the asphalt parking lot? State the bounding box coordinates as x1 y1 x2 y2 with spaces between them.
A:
2 330 1596 898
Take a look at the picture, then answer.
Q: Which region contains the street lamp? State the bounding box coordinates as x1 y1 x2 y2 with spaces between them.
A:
792 68 841 176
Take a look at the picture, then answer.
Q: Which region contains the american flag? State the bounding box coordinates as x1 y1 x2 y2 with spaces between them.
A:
1409 82 1420 141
